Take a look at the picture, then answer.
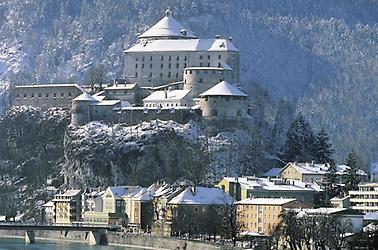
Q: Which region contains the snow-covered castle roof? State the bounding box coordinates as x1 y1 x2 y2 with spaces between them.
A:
139 9 197 40
73 92 99 102
199 81 247 97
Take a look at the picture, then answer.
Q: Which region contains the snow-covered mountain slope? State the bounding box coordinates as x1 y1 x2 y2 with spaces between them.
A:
0 0 376 165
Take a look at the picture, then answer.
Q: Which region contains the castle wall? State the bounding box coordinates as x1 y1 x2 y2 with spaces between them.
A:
11 85 82 110
124 50 239 88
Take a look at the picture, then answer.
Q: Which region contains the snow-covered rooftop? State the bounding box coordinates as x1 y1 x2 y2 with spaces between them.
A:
168 187 234 205
138 9 197 40
91 100 121 106
222 176 322 192
284 163 367 176
73 92 99 102
105 83 137 90
199 81 247 97
144 89 190 102
15 83 82 89
126 38 239 53
235 198 297 205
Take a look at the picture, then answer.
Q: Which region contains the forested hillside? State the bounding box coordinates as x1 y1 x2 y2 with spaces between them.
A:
0 0 376 166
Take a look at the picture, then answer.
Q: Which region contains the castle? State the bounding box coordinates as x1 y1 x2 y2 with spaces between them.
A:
9 9 249 128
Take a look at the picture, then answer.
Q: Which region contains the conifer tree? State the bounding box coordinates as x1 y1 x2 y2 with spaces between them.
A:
316 128 334 164
324 162 339 205
282 113 317 163
344 151 360 191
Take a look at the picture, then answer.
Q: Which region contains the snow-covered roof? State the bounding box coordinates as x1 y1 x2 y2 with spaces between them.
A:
283 163 367 176
235 198 297 205
105 83 137 90
293 208 363 216
138 9 196 40
73 92 99 102
91 100 121 106
263 168 282 177
144 89 190 102
42 201 54 207
126 38 239 53
199 81 247 97
221 177 322 192
168 187 234 205
185 67 231 71
15 83 82 89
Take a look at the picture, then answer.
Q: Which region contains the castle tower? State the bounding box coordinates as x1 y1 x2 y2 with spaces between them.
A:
71 92 99 126
199 81 247 120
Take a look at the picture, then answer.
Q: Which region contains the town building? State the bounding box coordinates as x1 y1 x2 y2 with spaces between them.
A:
10 83 82 110
235 198 312 236
52 189 83 224
279 162 367 183
41 201 54 224
349 183 378 213
293 208 364 233
217 176 322 205
166 186 234 237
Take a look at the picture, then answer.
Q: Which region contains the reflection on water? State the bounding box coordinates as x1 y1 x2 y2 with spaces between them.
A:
0 237 143 250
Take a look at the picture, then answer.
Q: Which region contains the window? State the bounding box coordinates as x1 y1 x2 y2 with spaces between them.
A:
184 63 187 68
200 63 203 66
16 93 20 98
53 93 57 97
218 55 221 59
136 57 139 61
150 56 152 61
169 55 171 61
176 56 179 61
142 63 144 68
68 92 72 97
168 63 171 68
161 64 163 68
142 56 144 61
38 93 42 97
189 70 192 74
176 73 178 78
150 64 152 68
24 94 27 98
208 63 210 67
184 56 187 61
135 72 138 77
176 63 179 68
199 78 203 83
218 63 221 67
160 73 163 78
208 55 211 59
31 93 34 98
61 93 64 97
135 64 138 68
149 73 152 77
168 72 171 77
46 93 49 97
161 56 163 61
199 55 203 59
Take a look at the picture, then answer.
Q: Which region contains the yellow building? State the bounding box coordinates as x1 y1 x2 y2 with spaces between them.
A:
279 162 367 183
53 189 83 224
235 198 312 236
217 176 321 204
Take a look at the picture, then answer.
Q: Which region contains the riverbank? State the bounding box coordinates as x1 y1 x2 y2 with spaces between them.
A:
0 230 239 250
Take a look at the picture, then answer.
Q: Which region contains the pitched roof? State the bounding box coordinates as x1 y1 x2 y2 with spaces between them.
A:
126 38 238 53
168 187 234 205
282 162 367 176
73 92 99 102
235 198 297 205
263 168 282 177
199 81 247 97
143 89 190 102
139 9 196 39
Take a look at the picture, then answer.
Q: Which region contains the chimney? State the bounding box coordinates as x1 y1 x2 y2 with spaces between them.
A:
191 186 196 195
164 89 168 99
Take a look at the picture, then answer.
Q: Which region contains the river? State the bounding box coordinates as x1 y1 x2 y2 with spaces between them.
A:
0 237 145 250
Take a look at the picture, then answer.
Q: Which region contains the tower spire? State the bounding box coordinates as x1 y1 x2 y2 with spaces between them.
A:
165 8 173 16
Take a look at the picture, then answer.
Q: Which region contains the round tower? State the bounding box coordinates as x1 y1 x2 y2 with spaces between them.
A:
183 67 233 99
71 92 99 126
